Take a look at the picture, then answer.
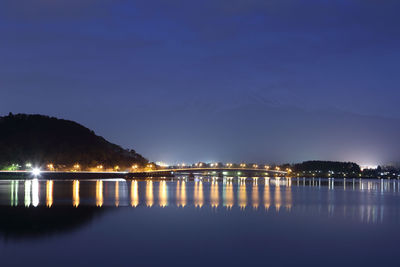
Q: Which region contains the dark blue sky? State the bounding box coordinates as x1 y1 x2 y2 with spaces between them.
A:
1 0 399 166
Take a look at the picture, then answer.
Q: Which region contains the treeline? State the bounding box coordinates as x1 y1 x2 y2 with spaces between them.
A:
0 113 147 170
293 160 361 173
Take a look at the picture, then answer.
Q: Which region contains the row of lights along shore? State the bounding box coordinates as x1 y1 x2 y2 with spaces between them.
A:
21 162 289 176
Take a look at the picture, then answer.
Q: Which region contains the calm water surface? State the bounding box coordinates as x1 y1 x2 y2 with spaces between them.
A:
0 177 399 266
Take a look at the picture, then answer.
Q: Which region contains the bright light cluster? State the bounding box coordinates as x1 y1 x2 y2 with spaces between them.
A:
31 168 41 176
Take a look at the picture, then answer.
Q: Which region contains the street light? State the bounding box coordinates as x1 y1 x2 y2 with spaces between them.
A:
47 163 54 171
32 168 41 176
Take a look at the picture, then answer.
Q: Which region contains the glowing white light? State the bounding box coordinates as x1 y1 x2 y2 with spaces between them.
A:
32 168 41 176
360 165 378 171
156 162 169 167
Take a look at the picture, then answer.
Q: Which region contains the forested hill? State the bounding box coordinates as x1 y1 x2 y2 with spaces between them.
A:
0 113 147 170
293 160 361 173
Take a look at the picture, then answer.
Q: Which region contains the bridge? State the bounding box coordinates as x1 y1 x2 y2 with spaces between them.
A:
128 167 287 178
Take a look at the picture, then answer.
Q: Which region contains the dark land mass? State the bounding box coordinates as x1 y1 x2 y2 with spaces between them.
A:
293 160 361 173
288 160 399 179
0 113 147 170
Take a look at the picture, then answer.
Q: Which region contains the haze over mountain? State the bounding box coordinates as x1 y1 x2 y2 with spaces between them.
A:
101 99 399 166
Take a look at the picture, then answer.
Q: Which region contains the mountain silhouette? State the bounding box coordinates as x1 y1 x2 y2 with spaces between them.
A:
0 113 147 169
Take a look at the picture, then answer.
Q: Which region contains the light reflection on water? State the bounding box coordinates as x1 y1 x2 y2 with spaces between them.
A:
73 180 79 208
131 180 138 207
238 178 247 209
223 180 233 209
46 180 53 207
1 177 400 224
159 180 167 207
210 180 219 208
96 180 103 207
146 180 153 207
194 181 203 208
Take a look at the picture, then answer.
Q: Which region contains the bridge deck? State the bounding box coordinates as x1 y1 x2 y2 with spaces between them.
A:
144 167 286 174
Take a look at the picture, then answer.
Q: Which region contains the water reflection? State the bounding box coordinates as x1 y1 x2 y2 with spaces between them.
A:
176 181 186 207
274 179 281 212
32 179 39 207
252 178 259 209
194 181 203 208
210 180 219 208
238 179 247 209
96 180 103 207
11 180 18 207
1 177 400 224
46 180 53 207
24 180 31 207
224 180 234 209
131 181 139 207
0 206 107 240
73 180 80 207
285 179 292 211
115 181 119 207
159 181 168 207
264 178 271 210
146 181 153 207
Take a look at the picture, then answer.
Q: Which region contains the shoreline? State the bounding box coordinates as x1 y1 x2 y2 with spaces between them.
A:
0 171 396 180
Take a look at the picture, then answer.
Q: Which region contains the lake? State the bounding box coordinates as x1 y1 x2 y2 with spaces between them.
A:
0 177 399 266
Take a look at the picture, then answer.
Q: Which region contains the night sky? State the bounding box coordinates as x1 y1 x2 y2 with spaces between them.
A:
1 1 399 166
